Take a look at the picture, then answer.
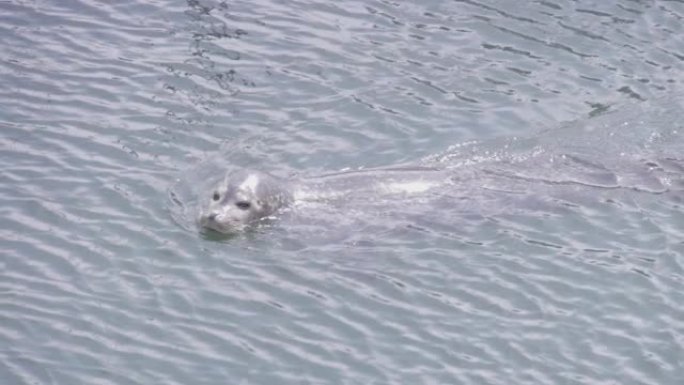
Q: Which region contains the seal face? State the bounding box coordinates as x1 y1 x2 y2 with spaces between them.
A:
198 169 292 233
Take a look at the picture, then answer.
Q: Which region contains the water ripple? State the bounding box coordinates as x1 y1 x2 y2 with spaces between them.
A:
3 0 684 384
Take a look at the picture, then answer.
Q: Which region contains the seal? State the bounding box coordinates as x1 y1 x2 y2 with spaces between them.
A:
196 166 448 234
197 169 293 233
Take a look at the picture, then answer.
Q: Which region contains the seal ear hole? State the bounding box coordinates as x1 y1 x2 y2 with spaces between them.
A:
212 192 220 201
236 201 251 210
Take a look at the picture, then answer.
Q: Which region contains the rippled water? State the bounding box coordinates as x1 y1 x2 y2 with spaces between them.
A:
2 0 684 384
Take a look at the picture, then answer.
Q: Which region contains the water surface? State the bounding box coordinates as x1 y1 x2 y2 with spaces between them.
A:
2 1 684 384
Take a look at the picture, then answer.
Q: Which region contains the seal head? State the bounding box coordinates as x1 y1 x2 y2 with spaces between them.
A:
198 169 292 233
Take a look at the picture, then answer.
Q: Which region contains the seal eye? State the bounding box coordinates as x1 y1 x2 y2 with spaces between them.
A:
236 201 251 210
212 192 220 201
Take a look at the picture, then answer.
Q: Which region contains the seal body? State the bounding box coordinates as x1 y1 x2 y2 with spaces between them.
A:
198 169 293 233
197 166 448 233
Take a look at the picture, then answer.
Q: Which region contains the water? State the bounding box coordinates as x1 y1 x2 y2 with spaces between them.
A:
2 0 684 384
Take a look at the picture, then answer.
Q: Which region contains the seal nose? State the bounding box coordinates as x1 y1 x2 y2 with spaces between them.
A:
208 212 218 221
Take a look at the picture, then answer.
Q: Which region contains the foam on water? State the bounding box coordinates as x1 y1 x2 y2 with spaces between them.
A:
380 180 440 194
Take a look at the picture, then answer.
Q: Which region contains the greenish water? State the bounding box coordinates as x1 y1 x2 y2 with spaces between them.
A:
2 1 684 384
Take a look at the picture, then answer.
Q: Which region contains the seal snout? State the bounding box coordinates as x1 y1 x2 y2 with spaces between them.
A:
205 211 231 227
